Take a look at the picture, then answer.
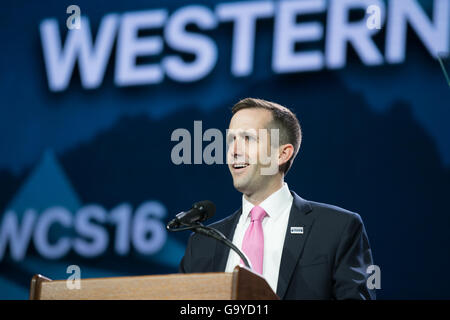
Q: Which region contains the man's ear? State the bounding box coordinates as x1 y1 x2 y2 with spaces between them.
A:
278 144 294 166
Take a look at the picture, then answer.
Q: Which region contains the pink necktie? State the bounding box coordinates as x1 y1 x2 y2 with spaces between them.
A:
241 205 267 275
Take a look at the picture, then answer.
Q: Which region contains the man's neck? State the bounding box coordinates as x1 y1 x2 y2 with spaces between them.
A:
244 178 284 206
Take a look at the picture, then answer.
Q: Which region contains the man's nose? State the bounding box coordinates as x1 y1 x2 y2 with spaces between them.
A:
233 136 246 157
228 136 246 160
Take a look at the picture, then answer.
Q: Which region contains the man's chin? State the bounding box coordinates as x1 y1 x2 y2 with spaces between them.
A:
232 178 249 193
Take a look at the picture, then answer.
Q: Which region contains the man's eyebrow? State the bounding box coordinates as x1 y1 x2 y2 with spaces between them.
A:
226 129 258 137
242 129 259 137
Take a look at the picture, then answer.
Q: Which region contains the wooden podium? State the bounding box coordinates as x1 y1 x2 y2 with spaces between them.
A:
29 266 279 300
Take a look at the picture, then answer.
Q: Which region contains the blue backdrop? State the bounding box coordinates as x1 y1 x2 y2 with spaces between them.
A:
1 0 449 299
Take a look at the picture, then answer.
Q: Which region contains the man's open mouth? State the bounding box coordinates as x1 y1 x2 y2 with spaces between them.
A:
232 163 250 170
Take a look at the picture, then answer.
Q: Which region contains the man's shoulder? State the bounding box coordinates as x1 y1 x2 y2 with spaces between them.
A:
305 198 363 225
308 199 360 216
291 190 362 224
294 195 367 246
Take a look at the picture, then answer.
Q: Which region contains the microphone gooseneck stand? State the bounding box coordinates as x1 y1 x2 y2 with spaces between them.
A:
167 222 252 270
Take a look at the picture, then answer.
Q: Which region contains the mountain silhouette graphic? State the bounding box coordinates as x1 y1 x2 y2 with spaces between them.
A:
6 149 82 216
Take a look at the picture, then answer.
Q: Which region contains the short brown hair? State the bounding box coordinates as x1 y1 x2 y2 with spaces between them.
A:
231 98 302 175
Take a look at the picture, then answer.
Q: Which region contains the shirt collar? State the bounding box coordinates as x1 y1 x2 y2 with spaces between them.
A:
241 183 292 220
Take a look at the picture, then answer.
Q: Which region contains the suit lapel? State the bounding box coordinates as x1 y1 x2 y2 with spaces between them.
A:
276 191 314 299
212 208 242 271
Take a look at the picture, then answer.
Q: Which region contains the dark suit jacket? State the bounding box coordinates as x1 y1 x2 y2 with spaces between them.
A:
179 191 376 300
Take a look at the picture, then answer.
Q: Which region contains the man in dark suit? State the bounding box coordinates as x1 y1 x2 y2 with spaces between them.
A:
179 98 376 300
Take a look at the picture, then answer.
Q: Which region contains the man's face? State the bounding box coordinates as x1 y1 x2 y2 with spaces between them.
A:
227 108 278 195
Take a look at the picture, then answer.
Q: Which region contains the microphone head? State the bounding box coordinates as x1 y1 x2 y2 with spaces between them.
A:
169 200 216 229
193 200 216 221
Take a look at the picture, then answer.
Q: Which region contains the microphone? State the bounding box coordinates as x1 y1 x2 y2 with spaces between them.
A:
167 200 252 270
167 200 216 229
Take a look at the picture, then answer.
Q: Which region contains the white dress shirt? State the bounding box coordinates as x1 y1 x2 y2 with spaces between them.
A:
225 183 293 293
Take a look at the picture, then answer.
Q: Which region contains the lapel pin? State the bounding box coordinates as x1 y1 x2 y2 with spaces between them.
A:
290 226 304 234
